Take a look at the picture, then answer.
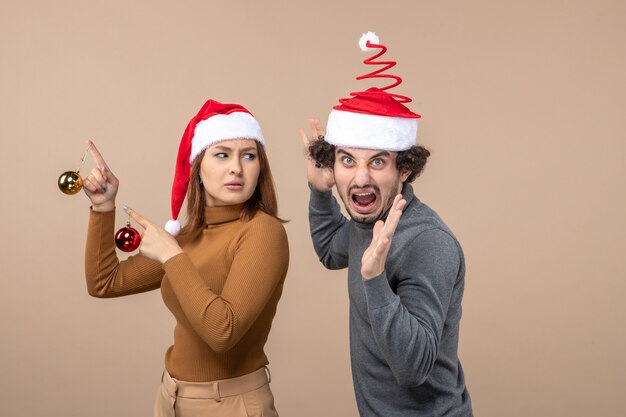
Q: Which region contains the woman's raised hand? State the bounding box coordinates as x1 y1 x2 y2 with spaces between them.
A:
299 118 335 193
83 140 119 212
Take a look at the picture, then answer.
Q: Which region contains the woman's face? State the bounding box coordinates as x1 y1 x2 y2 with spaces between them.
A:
199 139 261 207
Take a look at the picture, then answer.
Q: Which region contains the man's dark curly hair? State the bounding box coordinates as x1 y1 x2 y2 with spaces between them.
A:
308 138 430 183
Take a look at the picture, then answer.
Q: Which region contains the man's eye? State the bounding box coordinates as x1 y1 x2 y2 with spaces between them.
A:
343 157 353 165
372 159 384 167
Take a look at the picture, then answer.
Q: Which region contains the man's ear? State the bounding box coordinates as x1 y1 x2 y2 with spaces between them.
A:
400 169 411 183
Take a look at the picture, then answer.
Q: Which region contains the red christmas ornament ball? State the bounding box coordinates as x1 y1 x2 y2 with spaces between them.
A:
115 226 141 252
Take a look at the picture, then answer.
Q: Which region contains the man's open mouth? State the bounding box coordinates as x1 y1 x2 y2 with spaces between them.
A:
351 191 377 213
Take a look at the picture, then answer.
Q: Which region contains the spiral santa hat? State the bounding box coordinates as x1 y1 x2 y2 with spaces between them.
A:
164 99 265 236
325 32 421 151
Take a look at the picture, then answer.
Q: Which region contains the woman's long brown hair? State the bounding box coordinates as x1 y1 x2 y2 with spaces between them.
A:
178 141 284 238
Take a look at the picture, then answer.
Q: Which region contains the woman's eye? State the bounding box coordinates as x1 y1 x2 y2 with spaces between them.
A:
243 153 257 160
215 153 227 158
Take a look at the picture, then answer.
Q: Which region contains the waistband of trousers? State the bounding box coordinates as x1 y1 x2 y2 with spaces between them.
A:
161 367 270 400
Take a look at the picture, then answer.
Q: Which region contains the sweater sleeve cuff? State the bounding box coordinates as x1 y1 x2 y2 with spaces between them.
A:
364 273 397 309
162 252 219 309
163 252 214 293
89 206 115 219
162 252 194 277
89 206 115 214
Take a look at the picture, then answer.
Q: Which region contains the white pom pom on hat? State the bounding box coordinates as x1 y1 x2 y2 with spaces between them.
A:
164 99 265 236
358 31 380 51
164 219 182 236
326 31 421 152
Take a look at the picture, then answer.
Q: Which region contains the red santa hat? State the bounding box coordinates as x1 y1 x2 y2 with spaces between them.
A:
326 32 421 151
164 99 265 235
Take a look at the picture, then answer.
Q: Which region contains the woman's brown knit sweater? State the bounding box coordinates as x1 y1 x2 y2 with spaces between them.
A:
85 204 289 382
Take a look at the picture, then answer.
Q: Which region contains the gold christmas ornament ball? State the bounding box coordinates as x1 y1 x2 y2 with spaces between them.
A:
58 171 83 195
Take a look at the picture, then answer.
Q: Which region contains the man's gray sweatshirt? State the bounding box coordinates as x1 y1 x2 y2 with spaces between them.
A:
309 183 472 416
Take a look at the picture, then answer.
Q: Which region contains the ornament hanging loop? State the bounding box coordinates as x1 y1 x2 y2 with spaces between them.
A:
75 146 90 174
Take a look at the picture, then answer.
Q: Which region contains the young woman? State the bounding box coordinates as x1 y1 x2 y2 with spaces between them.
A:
82 100 289 417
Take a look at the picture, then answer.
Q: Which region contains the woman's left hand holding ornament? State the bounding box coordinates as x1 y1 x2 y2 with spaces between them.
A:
125 207 184 264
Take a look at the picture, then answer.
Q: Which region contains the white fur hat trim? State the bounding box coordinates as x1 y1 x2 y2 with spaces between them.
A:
190 112 265 162
325 109 418 151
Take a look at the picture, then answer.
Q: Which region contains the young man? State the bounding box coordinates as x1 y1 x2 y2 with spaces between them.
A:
300 32 473 416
